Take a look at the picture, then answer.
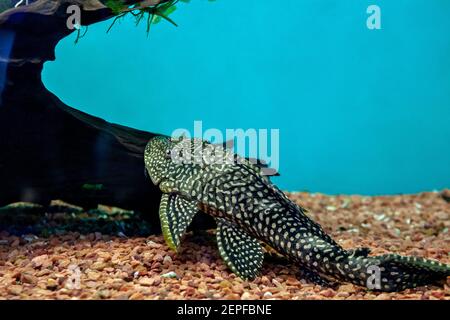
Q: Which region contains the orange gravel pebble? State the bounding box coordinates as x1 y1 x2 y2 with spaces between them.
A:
0 191 449 299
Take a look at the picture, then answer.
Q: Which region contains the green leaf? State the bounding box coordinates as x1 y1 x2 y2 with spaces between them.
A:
105 0 126 15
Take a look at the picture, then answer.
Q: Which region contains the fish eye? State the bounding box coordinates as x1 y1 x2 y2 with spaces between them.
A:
165 149 172 159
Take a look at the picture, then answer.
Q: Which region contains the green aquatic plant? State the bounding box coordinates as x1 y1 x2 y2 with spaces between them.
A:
105 0 127 15
81 183 104 191
0 3 11 14
0 1 19 13
74 26 89 44
105 0 188 36
69 0 216 43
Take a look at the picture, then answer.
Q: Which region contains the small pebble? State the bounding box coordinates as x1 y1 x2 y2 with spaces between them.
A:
163 255 172 265
0 192 448 300
161 271 178 279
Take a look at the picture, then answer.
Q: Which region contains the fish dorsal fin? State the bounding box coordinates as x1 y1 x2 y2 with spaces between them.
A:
211 139 234 150
216 218 264 280
159 193 198 252
244 157 280 177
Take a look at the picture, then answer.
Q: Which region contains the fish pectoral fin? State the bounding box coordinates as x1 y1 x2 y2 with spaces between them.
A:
159 193 198 252
159 180 176 193
262 244 288 263
215 218 264 280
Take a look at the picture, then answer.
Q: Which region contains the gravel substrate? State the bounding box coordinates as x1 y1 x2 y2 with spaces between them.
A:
0 191 449 300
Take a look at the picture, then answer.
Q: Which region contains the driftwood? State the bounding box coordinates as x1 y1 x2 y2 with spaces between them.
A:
0 1 214 231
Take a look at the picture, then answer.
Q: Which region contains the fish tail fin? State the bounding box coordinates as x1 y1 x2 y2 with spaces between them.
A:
344 253 450 292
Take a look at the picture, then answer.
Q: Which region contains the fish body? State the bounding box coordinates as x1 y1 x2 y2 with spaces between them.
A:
144 136 450 291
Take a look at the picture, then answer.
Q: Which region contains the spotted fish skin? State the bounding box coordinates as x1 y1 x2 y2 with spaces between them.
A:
145 136 450 292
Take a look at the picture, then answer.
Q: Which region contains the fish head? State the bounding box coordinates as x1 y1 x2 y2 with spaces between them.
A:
144 136 175 186
145 136 215 187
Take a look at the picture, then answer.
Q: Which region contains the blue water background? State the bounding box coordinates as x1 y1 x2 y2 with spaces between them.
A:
43 0 450 194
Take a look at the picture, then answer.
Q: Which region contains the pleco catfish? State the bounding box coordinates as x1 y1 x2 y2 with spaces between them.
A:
144 136 450 292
